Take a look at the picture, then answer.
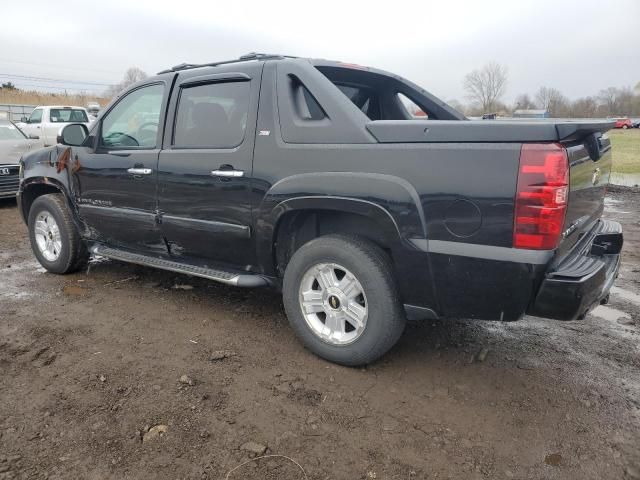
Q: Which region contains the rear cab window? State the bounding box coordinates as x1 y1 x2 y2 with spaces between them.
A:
397 93 428 119
335 84 381 120
314 63 464 121
50 108 88 123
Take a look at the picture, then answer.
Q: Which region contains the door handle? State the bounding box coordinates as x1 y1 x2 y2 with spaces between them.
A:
211 169 244 178
127 168 152 175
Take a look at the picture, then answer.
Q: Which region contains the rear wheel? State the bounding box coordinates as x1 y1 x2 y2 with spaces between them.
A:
283 234 405 366
28 193 88 274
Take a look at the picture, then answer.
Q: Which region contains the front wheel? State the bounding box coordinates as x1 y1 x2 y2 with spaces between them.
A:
283 234 405 366
28 193 88 274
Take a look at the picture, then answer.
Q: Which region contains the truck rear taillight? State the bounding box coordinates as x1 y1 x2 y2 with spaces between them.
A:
514 143 569 250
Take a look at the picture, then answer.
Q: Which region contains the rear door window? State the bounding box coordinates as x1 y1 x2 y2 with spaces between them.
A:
173 81 250 149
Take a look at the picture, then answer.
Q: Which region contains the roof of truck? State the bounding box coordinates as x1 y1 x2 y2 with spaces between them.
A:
156 52 376 74
35 105 86 110
157 52 294 74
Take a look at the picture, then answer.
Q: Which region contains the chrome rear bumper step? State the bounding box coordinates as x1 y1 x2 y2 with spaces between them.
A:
91 245 267 287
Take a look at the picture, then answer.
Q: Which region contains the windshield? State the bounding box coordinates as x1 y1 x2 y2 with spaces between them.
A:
0 124 26 140
50 109 88 123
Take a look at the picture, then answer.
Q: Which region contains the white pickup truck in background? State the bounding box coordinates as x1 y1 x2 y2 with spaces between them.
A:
17 106 93 147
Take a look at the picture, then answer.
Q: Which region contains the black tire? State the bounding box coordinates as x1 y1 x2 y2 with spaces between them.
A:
28 193 88 274
282 234 405 366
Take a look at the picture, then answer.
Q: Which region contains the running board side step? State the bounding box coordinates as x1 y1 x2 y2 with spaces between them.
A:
91 245 268 288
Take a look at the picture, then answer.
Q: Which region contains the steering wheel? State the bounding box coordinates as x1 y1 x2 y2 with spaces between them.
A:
104 131 139 147
136 122 159 145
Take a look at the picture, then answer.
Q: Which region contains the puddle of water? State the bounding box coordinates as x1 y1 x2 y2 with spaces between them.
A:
611 286 640 306
604 206 631 214
603 197 631 214
590 305 631 321
604 197 631 213
0 259 41 300
610 173 640 187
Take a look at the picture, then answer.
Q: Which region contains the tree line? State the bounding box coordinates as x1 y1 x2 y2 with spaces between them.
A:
460 62 640 118
8 63 638 120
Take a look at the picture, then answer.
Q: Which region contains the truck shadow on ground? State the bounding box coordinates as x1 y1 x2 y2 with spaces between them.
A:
0 197 18 210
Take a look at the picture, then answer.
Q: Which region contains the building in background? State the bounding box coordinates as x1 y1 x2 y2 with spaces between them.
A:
513 109 549 118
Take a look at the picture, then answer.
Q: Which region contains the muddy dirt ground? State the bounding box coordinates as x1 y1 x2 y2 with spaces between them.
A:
1 188 639 480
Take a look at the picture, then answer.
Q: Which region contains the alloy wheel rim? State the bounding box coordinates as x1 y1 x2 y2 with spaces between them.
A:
34 211 62 262
299 262 368 346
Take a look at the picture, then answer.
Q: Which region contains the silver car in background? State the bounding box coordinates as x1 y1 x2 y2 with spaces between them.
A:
0 120 36 199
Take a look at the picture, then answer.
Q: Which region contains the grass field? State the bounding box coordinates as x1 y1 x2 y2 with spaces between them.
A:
609 128 640 174
0 89 107 109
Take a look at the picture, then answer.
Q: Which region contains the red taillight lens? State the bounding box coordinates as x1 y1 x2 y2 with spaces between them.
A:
514 143 569 250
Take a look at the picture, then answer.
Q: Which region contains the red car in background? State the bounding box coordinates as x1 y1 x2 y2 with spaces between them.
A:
611 117 633 129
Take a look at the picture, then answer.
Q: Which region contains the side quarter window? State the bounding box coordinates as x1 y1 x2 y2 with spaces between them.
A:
173 81 251 149
29 108 43 124
100 84 164 149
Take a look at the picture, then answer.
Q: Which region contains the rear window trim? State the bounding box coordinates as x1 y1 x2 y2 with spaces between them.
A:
178 72 251 88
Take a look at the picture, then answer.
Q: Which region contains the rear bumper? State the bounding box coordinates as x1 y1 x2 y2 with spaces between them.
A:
528 219 623 320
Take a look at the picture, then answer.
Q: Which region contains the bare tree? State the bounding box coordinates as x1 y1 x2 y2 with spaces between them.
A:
614 87 635 116
596 86 638 116
447 99 467 115
514 93 535 110
105 67 148 97
535 87 569 117
597 87 619 115
570 97 598 118
463 62 508 112
121 67 147 88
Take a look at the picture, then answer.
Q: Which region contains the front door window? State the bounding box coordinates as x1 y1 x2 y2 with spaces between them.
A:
100 84 164 148
29 108 43 124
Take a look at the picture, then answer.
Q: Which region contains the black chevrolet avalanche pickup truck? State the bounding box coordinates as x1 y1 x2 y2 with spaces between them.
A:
17 53 623 366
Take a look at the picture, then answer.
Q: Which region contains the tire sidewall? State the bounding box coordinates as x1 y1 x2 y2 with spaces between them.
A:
283 236 404 365
28 197 73 273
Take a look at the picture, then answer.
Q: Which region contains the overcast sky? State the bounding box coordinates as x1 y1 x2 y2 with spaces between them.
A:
2 0 639 103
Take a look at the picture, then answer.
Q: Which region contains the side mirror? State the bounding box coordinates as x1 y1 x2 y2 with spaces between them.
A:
57 123 88 146
28 134 40 140
21 116 28 123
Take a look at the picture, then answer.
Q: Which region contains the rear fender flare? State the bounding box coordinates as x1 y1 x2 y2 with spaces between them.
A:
255 172 427 275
